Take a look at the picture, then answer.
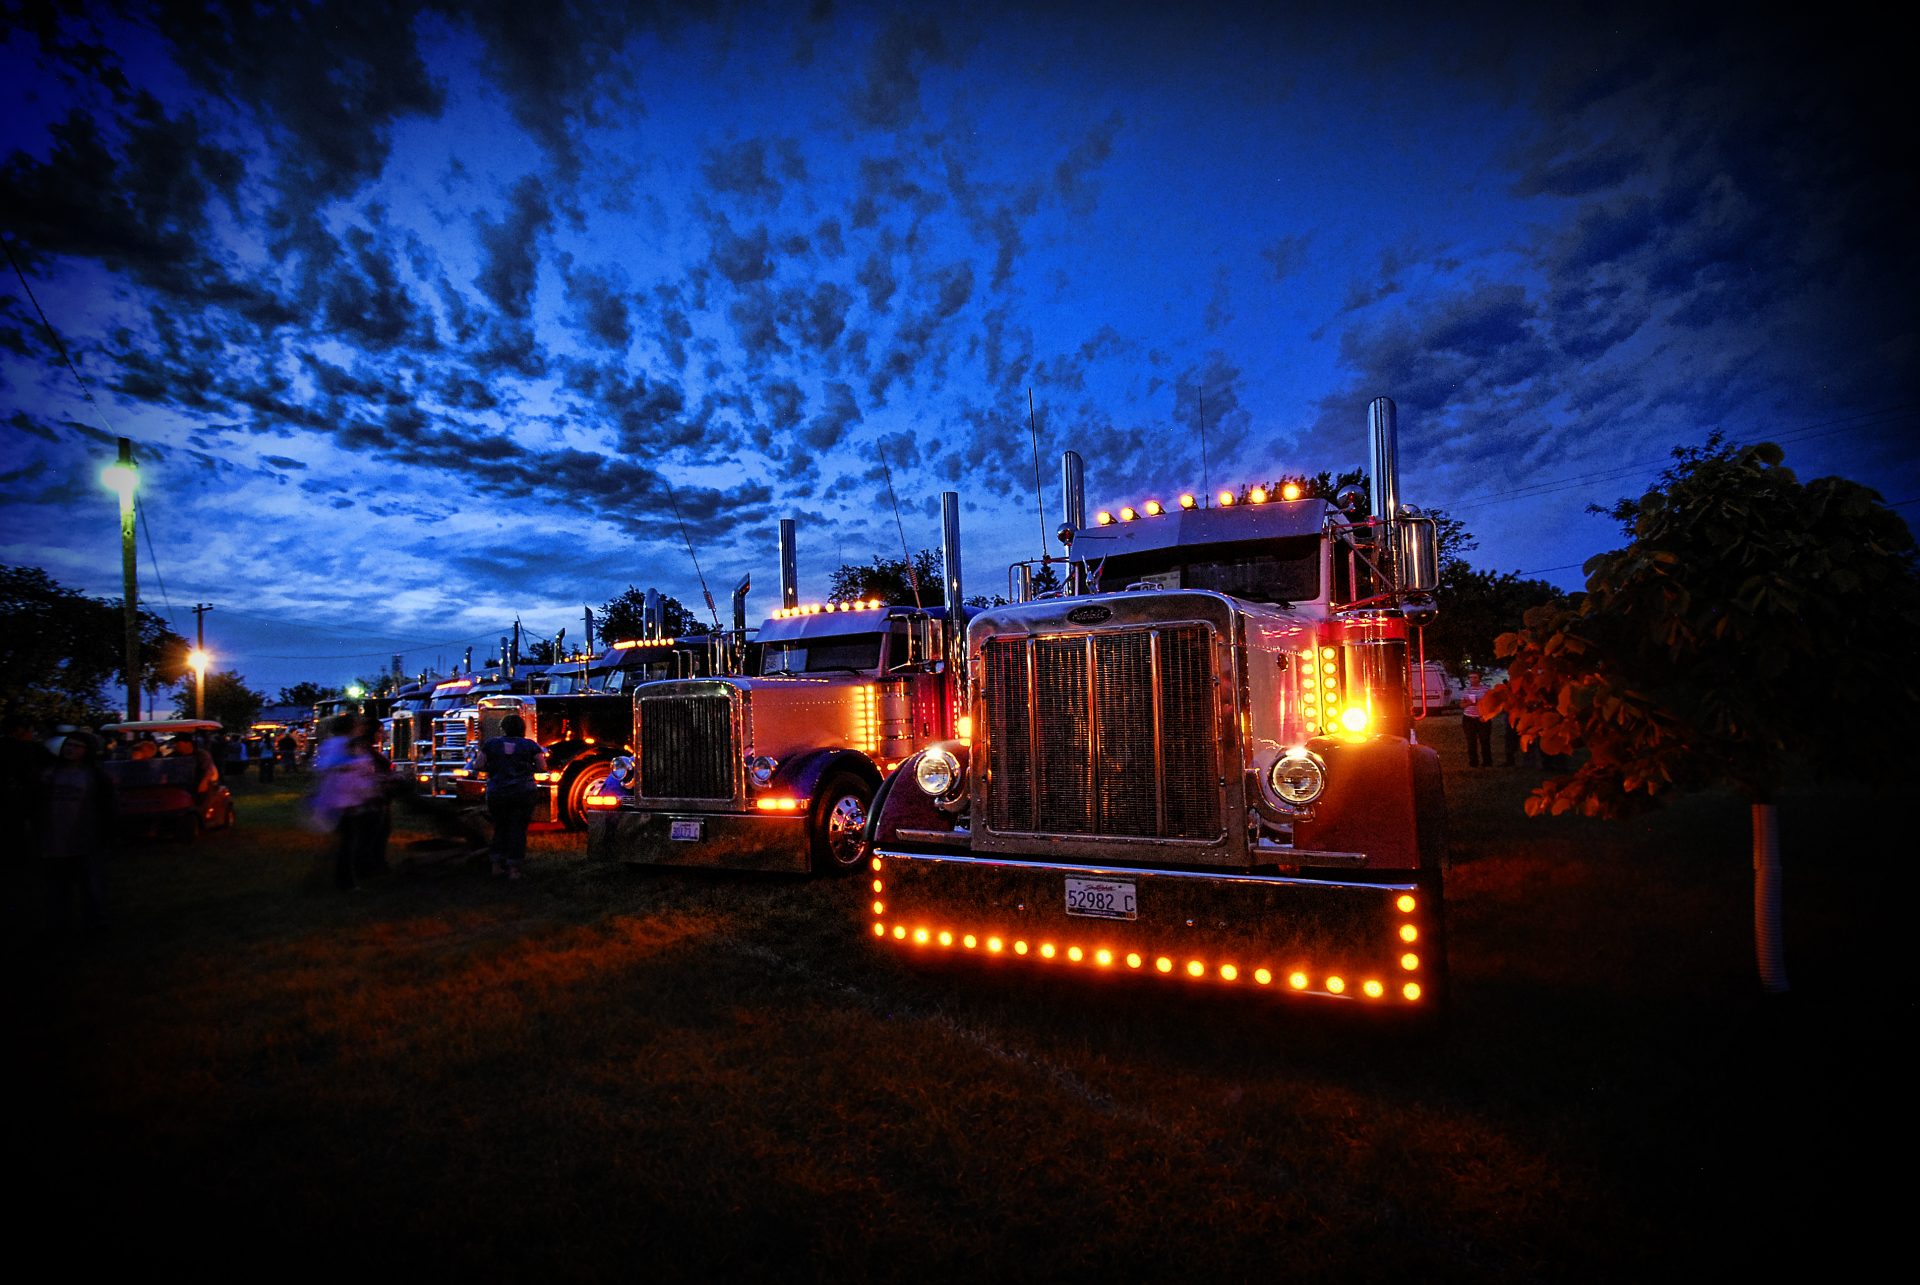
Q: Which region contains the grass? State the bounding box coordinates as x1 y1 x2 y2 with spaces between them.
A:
12 729 1900 1281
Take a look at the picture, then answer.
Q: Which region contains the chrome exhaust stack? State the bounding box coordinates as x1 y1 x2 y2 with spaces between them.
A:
940 491 967 699
730 574 751 675
644 588 663 640
1059 450 1087 595
778 519 799 610
1368 395 1439 613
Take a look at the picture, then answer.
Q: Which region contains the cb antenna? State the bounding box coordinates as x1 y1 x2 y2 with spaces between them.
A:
878 446 923 608
1027 388 1047 560
1198 385 1212 508
666 483 722 629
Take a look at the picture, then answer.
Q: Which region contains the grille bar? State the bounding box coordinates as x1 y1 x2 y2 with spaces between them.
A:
983 624 1221 841
638 692 735 800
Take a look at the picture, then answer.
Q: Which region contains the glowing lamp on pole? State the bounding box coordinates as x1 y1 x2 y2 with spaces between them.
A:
101 439 141 722
189 648 210 720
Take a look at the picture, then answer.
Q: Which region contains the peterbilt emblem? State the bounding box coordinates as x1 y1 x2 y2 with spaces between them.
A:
1066 605 1112 624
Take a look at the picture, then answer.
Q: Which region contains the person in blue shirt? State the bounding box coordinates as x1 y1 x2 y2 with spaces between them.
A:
473 714 547 880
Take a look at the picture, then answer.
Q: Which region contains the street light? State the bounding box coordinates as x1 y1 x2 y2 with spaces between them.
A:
101 438 140 722
189 648 210 719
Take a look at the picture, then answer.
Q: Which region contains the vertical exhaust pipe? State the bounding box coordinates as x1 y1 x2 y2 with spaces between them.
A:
644 588 662 640
1368 396 1402 591
940 491 966 701
1060 450 1086 595
778 519 799 610
730 574 751 674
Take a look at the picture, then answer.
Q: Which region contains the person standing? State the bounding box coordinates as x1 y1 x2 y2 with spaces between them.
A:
473 713 547 881
313 715 381 891
256 733 276 784
1459 671 1492 769
277 731 300 777
40 731 116 936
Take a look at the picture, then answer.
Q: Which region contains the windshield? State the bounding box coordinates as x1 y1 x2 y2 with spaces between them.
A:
1097 534 1322 606
760 632 885 675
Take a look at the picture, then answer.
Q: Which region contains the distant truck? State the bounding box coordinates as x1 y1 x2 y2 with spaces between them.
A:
458 615 730 829
867 399 1450 1012
587 503 965 874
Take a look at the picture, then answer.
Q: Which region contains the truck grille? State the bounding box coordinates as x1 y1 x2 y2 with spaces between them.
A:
391 718 412 760
982 625 1222 841
638 693 734 800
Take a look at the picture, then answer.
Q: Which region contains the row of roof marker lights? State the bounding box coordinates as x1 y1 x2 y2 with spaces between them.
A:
771 599 888 619
870 861 1424 1002
1096 482 1305 525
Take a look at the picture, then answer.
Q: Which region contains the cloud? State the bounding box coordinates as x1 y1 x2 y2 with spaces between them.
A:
848 13 948 129
563 263 633 350
473 176 552 319
1262 235 1311 281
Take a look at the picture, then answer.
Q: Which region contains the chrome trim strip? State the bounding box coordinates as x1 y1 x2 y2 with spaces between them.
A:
874 847 1416 893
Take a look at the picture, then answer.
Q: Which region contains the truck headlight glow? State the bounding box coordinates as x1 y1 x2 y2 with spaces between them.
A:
748 755 778 787
609 754 635 786
914 747 962 797
1269 748 1327 805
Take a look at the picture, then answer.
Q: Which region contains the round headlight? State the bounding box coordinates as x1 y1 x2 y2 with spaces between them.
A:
748 755 778 787
610 755 636 786
914 747 962 797
1269 749 1327 805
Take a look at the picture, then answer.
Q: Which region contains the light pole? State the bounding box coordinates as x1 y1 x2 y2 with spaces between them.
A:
100 438 140 722
189 648 210 719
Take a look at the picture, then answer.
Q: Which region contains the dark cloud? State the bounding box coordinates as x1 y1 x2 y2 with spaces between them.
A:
1053 115 1120 218
473 176 552 319
563 263 633 350
1262 235 1311 281
848 13 948 129
262 455 306 470
709 218 775 286
701 138 805 205
803 382 861 450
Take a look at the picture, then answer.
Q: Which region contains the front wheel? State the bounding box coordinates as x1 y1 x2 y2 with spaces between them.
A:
560 760 612 831
809 771 874 875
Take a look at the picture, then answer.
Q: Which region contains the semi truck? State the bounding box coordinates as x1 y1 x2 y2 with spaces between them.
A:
587 502 966 874
866 398 1450 1011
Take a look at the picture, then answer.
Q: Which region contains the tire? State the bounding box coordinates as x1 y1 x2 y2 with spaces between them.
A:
809 770 874 875
560 759 612 831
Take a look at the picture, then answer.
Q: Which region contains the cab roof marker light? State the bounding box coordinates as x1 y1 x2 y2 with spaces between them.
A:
1282 482 1302 500
1178 493 1196 510
1096 510 1115 525
1143 500 1163 516
1218 490 1235 507
1249 486 1268 504
1119 506 1138 522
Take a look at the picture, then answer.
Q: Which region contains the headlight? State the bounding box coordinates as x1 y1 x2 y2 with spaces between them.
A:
914 747 962 797
1269 748 1327 805
748 755 778 787
610 755 635 786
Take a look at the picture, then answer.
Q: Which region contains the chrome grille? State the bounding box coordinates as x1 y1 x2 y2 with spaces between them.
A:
638 693 734 800
984 624 1221 840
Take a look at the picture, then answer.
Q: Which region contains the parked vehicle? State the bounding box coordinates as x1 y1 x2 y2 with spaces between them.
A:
866 399 1450 1012
98 719 236 840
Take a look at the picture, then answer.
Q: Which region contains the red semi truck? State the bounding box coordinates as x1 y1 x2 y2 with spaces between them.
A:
587 499 966 874
867 398 1450 1010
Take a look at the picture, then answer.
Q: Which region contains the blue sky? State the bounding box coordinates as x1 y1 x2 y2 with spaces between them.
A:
3 1 1913 696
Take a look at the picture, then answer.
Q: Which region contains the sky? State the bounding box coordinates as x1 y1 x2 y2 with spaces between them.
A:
2 0 1914 699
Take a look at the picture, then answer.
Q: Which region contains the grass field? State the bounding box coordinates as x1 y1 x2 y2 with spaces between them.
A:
12 724 1900 1281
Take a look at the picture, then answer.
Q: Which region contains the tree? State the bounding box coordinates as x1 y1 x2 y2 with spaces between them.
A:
599 587 703 643
827 549 942 606
1424 565 1567 676
1 564 188 725
175 669 266 730
1483 437 1920 992
278 682 336 707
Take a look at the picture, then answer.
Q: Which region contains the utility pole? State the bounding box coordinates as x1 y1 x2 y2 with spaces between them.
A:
192 602 214 719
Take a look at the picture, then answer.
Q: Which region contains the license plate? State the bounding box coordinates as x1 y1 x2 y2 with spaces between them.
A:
1065 877 1136 920
669 819 702 842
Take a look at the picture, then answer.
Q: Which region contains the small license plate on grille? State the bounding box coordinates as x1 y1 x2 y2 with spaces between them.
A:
669 819 702 842
1065 877 1136 920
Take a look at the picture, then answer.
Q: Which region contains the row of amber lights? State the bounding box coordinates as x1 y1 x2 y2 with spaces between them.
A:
1096 482 1305 525
610 637 682 649
1301 644 1356 737
869 860 1424 1002
771 599 886 620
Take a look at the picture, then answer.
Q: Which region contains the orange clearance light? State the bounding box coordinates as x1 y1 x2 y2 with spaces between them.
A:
1126 952 1142 969
1401 953 1420 971
1320 647 1336 659
1039 943 1056 959
963 934 977 949
1095 949 1113 966
987 937 1004 953
957 715 973 741
1014 940 1029 955
1363 980 1384 999
1403 982 1423 1001
1218 490 1235 507
1399 924 1419 943
872 922 885 937
1249 486 1268 504
1288 971 1309 990
872 880 884 893
1327 976 1347 994
1155 956 1173 974
872 901 885 915
1219 964 1238 981
1281 481 1302 501
584 794 619 809
1143 500 1163 516
1341 707 1369 733
1178 493 1196 510
1066 946 1083 962
1096 510 1114 526
1254 968 1272 985
938 931 953 946
913 928 929 944
1185 960 1205 978
1119 506 1138 522
1396 894 1416 913
872 857 884 872
892 926 906 940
